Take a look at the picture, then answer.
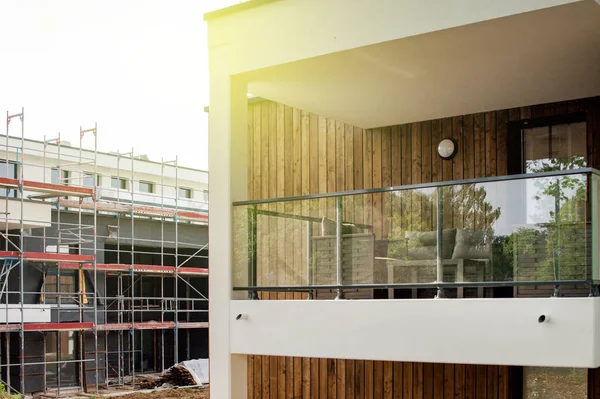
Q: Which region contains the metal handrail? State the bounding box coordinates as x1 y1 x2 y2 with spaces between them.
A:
233 167 599 206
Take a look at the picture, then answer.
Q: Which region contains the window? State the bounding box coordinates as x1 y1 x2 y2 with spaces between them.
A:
139 181 154 194
51 169 70 185
82 172 100 188
178 187 192 199
202 190 209 202
522 121 586 173
0 160 18 198
46 331 78 387
111 177 128 190
43 270 77 304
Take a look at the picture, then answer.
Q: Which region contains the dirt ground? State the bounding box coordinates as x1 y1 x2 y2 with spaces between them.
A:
120 387 208 399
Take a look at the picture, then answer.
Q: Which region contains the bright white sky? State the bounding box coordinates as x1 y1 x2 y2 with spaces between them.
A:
0 0 236 171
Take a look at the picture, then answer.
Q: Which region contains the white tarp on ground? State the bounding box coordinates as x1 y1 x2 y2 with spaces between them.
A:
179 358 209 385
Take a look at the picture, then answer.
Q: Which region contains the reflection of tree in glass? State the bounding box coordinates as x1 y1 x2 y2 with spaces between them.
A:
385 185 509 279
516 155 587 282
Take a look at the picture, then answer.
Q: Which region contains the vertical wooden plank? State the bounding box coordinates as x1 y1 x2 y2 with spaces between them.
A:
403 362 413 399
496 110 508 176
476 365 487 399
254 353 262 399
291 109 302 300
248 355 254 399
455 363 466 399
365 360 374 399
412 122 422 184
346 360 355 399
276 104 286 301
262 355 270 398
473 112 486 180
463 115 475 180
336 120 345 194
320 358 328 399
391 126 402 186
423 362 434 399
356 359 366 399
253 104 262 201
247 105 254 200
414 362 424 399
328 358 337 399
374 361 384 399
520 105 532 120
327 119 337 193
464 364 477 399
270 102 279 199
363 130 374 231
431 119 442 181
354 127 364 228
383 361 393 399
433 363 444 399
544 101 556 117
444 364 455 399
309 114 319 195
497 366 508 399
278 356 286 399
452 116 464 230
302 358 310 399
337 359 346 399
271 355 278 399
293 357 302 398
345 124 355 225
393 362 403 399
402 124 412 185
452 116 464 182
487 365 499 399
381 127 392 239
485 112 497 177
372 128 383 239
421 121 432 184
318 117 327 194
311 358 319 399
286 356 294 399
531 103 545 119
261 102 270 200
440 118 452 229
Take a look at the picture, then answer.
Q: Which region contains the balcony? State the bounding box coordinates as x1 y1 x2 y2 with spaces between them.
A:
229 168 600 367
233 168 600 299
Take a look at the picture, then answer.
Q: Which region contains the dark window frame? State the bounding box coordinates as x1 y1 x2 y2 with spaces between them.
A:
507 112 587 175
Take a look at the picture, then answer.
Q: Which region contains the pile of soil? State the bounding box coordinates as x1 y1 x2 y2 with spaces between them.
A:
125 387 208 399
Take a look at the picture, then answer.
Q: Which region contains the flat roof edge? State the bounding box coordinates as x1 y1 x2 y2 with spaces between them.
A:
204 0 281 21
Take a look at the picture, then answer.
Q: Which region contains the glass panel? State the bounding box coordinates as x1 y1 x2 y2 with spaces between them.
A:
111 177 127 189
83 173 94 187
232 172 592 295
524 122 586 173
179 188 192 199
140 181 154 193
523 367 587 399
0 161 18 197
46 332 78 388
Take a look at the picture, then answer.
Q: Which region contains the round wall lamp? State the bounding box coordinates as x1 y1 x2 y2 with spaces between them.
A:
437 138 457 160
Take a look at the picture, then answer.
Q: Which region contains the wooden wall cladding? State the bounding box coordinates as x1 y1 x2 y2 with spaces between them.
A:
245 97 600 398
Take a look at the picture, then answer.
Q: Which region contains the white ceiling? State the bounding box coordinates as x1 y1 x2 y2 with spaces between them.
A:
245 1 600 128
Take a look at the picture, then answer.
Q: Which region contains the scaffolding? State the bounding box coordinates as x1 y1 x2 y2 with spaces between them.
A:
0 108 209 395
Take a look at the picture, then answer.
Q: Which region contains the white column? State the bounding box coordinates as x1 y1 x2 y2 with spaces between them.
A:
208 44 248 399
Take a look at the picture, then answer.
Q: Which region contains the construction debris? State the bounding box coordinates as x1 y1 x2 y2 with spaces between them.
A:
135 359 209 389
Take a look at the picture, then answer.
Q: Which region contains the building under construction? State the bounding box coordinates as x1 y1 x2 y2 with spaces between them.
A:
0 109 209 395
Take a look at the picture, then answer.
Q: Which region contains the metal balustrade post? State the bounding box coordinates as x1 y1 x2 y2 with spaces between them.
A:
335 197 344 300
247 205 258 300
435 187 445 299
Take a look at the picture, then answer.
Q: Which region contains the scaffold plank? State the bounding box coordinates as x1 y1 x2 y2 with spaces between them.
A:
98 321 208 331
58 262 208 276
23 322 94 331
58 199 208 221
0 177 93 197
0 251 94 263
